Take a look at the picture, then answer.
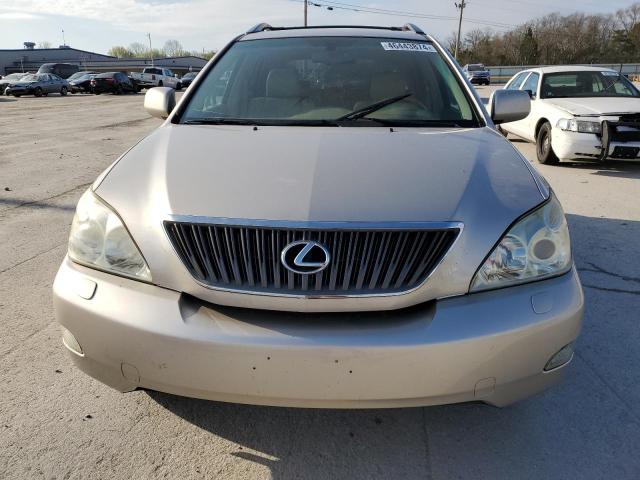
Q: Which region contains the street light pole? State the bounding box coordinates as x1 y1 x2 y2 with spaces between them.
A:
304 0 308 27
147 33 154 66
454 0 466 60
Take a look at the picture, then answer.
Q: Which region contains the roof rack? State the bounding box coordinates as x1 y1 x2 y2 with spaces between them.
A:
246 23 273 34
245 24 426 35
402 23 425 35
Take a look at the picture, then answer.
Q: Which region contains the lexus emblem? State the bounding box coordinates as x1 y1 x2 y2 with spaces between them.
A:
281 240 331 275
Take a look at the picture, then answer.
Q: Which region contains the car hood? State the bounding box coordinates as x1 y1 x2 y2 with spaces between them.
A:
545 97 640 117
95 124 546 311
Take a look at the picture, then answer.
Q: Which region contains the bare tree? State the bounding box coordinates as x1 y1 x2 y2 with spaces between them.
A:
450 2 640 65
129 42 147 56
163 39 185 57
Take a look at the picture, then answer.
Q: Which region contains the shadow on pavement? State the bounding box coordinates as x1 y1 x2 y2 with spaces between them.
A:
559 160 640 179
147 213 640 480
147 391 432 479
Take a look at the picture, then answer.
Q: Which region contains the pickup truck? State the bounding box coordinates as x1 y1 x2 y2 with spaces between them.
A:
129 67 182 90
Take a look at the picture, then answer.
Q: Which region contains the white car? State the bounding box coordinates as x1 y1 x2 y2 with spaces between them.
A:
499 66 640 164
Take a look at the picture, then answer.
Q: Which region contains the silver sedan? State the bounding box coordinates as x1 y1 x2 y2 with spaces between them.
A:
5 73 69 97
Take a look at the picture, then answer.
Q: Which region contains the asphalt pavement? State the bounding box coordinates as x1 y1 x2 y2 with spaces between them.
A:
1 88 639 479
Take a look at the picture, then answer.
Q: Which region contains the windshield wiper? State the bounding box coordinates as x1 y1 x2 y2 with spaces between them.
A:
183 118 345 127
182 118 258 125
337 93 413 121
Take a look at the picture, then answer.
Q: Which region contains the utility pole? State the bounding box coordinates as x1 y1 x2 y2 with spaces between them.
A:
454 1 466 60
304 0 308 27
147 33 154 66
61 29 66 46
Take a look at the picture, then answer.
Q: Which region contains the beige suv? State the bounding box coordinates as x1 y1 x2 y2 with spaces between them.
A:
54 24 583 408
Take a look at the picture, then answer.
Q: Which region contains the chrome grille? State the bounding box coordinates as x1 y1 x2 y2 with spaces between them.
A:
164 221 459 296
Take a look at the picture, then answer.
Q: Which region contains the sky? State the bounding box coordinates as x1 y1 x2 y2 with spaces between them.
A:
0 0 634 55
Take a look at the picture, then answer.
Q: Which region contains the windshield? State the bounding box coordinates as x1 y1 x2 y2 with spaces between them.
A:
20 74 39 82
183 72 197 79
541 71 640 99
68 72 91 81
180 36 479 127
4 73 25 81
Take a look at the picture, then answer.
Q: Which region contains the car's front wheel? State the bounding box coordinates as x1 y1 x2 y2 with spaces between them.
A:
60 86 68 96
34 87 43 97
536 122 560 165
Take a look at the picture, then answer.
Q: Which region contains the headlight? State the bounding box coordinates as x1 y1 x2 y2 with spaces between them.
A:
68 190 151 281
470 194 571 292
557 118 601 134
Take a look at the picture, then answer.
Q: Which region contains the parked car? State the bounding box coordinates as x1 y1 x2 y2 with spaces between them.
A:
54 24 583 409
499 66 640 164
91 72 137 94
5 73 69 97
130 67 181 90
1 72 29 94
67 72 98 93
180 71 198 88
37 63 79 79
463 63 491 85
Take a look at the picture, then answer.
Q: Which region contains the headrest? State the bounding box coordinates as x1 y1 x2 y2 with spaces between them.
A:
370 72 408 100
266 68 302 98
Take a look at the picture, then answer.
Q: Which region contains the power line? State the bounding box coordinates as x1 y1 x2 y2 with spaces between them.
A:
291 0 516 29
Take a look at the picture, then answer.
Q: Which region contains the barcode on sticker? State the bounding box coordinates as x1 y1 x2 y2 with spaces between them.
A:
381 42 437 52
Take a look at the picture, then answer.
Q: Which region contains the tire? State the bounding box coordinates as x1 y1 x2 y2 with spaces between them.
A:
34 87 43 97
536 122 560 165
157 81 163 87
60 86 68 96
176 82 182 91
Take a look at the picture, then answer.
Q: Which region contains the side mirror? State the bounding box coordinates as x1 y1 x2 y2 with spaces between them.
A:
489 89 531 124
144 87 175 119
524 89 536 99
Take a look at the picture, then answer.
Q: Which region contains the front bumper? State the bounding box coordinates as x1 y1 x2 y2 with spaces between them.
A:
6 86 33 95
553 128 640 161
53 258 584 408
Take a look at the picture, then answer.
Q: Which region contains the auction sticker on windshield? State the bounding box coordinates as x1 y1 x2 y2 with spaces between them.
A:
381 42 437 52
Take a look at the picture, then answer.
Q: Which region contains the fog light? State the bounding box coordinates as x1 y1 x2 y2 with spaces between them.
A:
544 343 574 371
61 327 84 357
